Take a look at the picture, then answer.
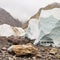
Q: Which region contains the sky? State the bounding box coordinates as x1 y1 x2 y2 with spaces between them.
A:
0 0 60 22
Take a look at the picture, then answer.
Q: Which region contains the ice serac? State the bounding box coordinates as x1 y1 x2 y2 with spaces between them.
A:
34 3 60 47
24 3 60 47
0 24 25 37
25 19 39 40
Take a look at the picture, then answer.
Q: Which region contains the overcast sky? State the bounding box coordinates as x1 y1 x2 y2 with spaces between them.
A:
0 0 60 22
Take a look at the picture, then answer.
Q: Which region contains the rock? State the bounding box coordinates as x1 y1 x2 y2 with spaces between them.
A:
32 57 36 60
8 43 38 56
1 47 7 51
0 36 10 49
55 54 60 59
13 56 16 60
36 52 42 58
7 36 21 44
49 48 58 55
8 57 13 60
0 36 7 40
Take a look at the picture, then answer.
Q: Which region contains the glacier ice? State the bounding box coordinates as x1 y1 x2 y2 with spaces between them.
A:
0 24 25 37
25 3 60 47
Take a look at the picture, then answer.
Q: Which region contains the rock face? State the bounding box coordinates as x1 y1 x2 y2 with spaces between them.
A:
0 8 22 27
24 3 60 47
0 24 25 37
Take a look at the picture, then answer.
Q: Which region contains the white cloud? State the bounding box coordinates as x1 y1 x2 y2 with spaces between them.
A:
0 0 60 22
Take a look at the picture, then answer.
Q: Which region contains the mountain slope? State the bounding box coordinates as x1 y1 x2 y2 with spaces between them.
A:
0 8 22 27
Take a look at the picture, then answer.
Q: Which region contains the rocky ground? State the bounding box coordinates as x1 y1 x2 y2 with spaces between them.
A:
0 36 60 60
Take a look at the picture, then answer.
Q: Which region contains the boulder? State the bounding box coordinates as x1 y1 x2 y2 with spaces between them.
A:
49 48 58 55
7 43 38 56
